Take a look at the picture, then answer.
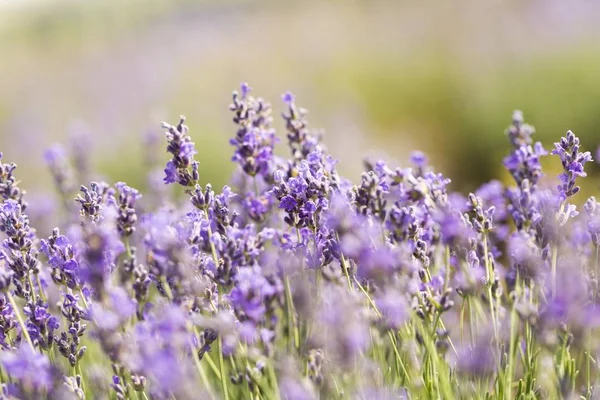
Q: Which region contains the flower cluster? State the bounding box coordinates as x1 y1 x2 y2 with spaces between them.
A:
0 89 598 400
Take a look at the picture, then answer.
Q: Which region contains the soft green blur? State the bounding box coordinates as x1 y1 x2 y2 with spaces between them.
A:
2 0 600 196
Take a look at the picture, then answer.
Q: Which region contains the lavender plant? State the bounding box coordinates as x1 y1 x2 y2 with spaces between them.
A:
0 85 598 400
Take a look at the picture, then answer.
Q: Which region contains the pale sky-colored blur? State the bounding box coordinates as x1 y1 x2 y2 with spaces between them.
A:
2 0 600 193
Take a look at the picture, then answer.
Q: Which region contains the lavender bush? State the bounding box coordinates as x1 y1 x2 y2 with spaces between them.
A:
0 84 598 400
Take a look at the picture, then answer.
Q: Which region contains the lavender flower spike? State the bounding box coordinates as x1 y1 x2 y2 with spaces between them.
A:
551 130 593 199
163 116 199 186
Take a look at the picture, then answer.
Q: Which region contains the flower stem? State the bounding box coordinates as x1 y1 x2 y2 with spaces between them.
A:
550 244 559 299
284 276 299 350
217 335 229 400
483 236 499 345
7 291 34 350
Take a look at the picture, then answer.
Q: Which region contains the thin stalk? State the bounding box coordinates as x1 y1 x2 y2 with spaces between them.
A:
594 245 600 286
551 245 558 299
467 296 475 348
204 351 222 379
586 349 591 399
353 276 410 384
26 273 37 305
460 297 466 343
7 291 34 350
505 274 521 400
79 288 90 309
551 202 566 299
336 234 353 291
483 236 499 345
217 336 229 400
266 359 280 399
284 276 299 350
36 274 46 302
190 325 217 398
76 362 85 394
201 205 229 400
161 278 174 302
202 206 220 269
253 176 260 197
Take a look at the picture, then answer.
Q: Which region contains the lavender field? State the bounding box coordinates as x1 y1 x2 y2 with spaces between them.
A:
0 83 598 399
3 1 600 399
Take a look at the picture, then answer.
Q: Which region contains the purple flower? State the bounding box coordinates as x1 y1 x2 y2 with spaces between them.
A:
315 285 370 369
279 376 316 400
410 150 428 168
229 84 277 178
505 110 536 148
375 289 409 330
23 301 57 347
2 345 53 391
507 232 542 283
112 182 141 237
163 160 177 184
41 228 81 290
0 153 26 209
75 181 112 222
503 142 547 188
551 130 593 199
454 331 495 378
44 144 75 199
279 195 298 212
282 91 295 106
79 224 125 299
229 265 280 324
240 82 251 99
162 116 199 187
90 287 136 331
124 304 196 395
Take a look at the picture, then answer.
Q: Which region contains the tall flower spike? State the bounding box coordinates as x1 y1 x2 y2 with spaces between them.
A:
163 116 199 186
0 153 26 210
112 182 141 238
503 111 547 188
75 182 111 223
282 91 320 163
44 144 75 201
229 83 277 178
0 200 39 300
506 110 535 148
551 130 593 199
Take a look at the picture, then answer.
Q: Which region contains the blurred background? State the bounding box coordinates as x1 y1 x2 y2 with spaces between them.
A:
2 0 600 198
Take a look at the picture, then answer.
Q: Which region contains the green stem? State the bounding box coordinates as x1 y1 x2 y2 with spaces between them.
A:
202 206 220 269
551 202 566 299
483 236 499 345
76 362 85 394
353 276 410 384
284 276 299 350
26 273 37 305
36 274 46 302
266 359 280 399
336 232 353 290
190 325 217 398
200 205 230 400
217 336 229 400
253 176 260 197
79 288 90 309
7 291 34 350
505 295 519 399
551 245 558 299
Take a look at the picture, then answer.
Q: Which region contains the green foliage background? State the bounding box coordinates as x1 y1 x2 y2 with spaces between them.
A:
1 0 600 195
